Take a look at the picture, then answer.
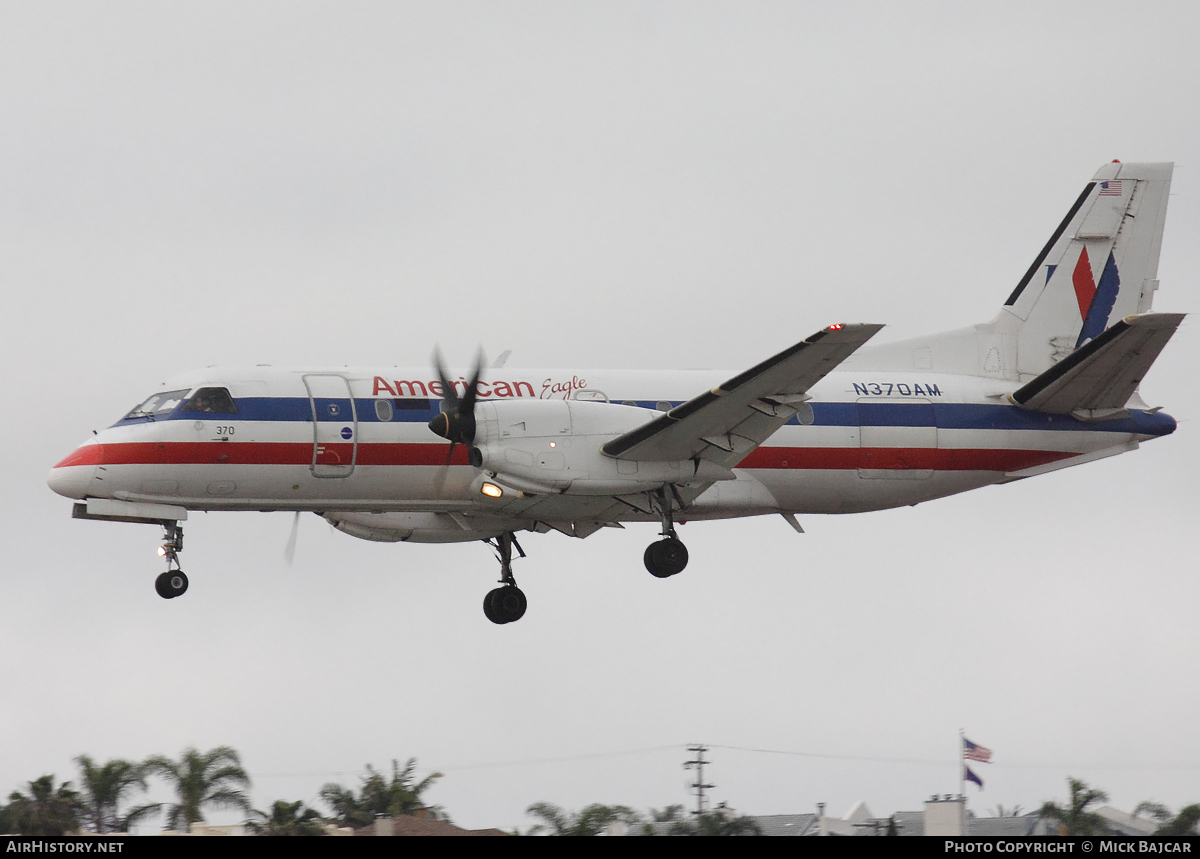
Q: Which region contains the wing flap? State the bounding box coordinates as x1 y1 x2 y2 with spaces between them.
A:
1012 313 1184 415
602 323 883 465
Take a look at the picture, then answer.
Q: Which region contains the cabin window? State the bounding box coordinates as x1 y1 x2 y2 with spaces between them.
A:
181 387 238 414
375 399 394 422
124 389 191 420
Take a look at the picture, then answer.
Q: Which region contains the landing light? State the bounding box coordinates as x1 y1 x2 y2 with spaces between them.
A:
481 482 503 498
157 546 168 557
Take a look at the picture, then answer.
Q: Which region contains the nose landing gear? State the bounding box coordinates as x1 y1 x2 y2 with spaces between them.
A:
154 522 189 599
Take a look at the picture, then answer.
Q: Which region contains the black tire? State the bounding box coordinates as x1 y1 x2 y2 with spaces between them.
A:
644 543 670 578
658 537 688 575
154 572 173 599
645 538 688 578
492 586 527 623
163 570 189 599
483 588 504 624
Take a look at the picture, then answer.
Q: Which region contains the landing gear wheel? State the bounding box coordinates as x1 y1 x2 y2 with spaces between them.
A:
495 586 527 623
155 570 189 599
484 586 527 624
645 486 688 578
483 589 502 624
644 537 688 578
482 532 528 624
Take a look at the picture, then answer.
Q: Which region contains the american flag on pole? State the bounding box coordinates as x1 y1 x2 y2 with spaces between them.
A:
963 737 993 763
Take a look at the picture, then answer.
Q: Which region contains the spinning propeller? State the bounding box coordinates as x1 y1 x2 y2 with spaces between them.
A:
283 511 301 566
282 512 337 566
427 350 485 475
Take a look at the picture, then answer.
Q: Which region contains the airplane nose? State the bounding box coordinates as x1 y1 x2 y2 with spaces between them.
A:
47 465 94 499
48 442 100 499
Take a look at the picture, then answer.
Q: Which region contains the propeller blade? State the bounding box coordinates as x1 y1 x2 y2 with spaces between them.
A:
283 511 300 566
431 348 460 412
461 349 485 414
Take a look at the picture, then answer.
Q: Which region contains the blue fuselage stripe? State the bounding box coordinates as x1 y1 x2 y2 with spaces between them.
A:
112 397 1176 437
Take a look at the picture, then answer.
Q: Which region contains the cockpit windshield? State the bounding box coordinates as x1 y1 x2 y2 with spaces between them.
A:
124 389 190 421
181 387 238 414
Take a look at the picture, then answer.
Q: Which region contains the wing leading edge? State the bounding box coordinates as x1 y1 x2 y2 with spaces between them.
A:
602 324 884 466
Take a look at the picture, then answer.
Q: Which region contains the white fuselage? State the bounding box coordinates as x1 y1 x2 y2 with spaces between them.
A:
48 362 1175 543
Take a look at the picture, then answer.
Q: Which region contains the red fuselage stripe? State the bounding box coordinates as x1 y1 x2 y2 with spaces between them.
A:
55 441 1076 473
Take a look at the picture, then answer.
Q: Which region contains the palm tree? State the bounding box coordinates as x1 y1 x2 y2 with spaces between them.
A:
74 755 157 834
5 775 81 836
1135 801 1200 836
248 800 325 836
649 804 686 822
525 802 643 836
1133 800 1171 823
667 809 762 836
318 783 370 829
640 804 686 834
142 746 251 832
1157 805 1200 836
1038 778 1110 836
320 759 445 828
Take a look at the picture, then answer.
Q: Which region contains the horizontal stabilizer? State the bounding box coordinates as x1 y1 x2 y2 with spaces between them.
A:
603 323 883 464
1012 313 1184 416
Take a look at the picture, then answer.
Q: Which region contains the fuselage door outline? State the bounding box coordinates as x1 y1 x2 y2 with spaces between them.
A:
856 397 937 479
302 374 358 478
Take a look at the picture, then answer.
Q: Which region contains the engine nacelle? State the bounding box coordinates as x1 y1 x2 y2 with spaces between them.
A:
326 512 513 543
473 399 733 496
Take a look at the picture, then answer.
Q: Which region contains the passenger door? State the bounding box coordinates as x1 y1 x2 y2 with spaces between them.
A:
303 374 358 478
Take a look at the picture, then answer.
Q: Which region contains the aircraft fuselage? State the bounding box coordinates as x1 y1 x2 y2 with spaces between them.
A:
49 363 1175 529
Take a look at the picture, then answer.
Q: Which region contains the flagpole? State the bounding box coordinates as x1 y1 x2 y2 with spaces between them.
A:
959 728 965 798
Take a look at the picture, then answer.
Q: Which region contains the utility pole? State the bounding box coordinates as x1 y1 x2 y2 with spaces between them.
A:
683 744 715 817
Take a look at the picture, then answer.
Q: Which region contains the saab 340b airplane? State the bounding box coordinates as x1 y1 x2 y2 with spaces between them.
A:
49 161 1184 624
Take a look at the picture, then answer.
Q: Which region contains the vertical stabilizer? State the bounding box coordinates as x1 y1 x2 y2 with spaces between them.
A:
1001 162 1172 377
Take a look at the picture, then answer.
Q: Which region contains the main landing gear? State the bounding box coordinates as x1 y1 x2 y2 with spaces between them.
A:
154 521 189 600
483 532 527 625
644 486 689 579
478 486 690 623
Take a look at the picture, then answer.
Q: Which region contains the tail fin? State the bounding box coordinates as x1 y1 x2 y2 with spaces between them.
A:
1002 161 1173 377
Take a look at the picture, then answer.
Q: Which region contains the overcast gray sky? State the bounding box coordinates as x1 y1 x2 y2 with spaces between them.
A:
2 1 1198 832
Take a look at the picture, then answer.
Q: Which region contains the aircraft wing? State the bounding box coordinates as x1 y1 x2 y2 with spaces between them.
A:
1012 313 1184 417
602 324 883 466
